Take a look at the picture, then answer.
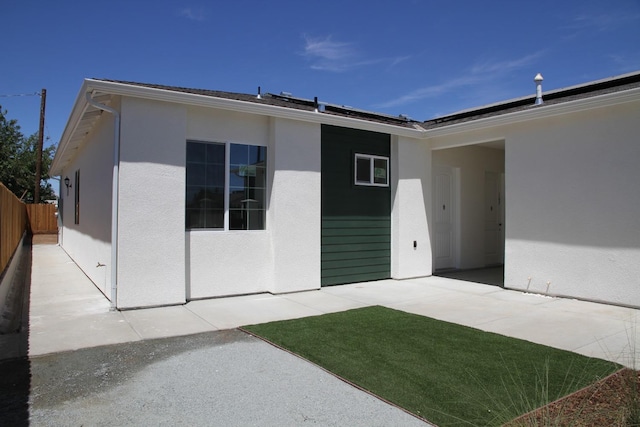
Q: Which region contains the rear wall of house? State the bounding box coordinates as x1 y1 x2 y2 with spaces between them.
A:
429 98 640 307
505 101 640 307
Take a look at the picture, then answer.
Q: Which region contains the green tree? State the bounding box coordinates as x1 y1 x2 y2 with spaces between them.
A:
0 105 56 202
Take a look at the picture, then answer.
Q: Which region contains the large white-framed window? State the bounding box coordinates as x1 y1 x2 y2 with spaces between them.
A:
186 140 267 230
354 153 389 187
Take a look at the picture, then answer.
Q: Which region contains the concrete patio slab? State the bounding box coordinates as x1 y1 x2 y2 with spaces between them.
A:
186 293 325 330
15 242 640 370
391 294 522 328
29 312 141 356
122 306 217 340
573 326 640 367
321 279 437 305
479 308 626 354
280 289 369 313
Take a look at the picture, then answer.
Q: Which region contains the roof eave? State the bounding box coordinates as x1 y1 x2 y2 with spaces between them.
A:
51 79 425 176
83 79 424 137
50 80 92 176
426 86 640 142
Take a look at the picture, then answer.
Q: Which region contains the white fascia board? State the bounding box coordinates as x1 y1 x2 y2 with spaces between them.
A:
50 80 92 176
425 86 640 140
83 79 425 139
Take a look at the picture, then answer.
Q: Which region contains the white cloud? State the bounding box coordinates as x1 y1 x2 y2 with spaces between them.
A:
571 12 640 32
562 11 640 38
608 52 640 73
302 35 412 73
302 36 357 72
470 52 544 75
179 7 206 22
377 51 544 109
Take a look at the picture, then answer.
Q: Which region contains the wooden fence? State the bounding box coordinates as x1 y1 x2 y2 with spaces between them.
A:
1 183 59 274
26 204 58 234
0 183 28 274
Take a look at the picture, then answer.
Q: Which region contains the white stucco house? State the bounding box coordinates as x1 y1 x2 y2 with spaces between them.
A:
50 72 640 310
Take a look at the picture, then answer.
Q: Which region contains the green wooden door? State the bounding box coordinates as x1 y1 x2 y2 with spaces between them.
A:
321 125 391 286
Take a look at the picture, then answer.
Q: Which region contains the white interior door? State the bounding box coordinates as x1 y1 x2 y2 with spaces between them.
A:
484 171 504 265
433 164 456 270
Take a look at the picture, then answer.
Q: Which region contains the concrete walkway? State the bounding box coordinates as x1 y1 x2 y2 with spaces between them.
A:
9 243 640 368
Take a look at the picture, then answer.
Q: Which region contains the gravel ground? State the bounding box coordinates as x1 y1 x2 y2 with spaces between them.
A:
1 329 430 426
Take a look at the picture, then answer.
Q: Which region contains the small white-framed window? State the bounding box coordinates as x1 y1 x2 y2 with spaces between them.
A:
354 153 389 187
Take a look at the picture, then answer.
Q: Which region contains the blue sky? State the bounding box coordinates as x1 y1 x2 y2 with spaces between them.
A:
2 0 639 156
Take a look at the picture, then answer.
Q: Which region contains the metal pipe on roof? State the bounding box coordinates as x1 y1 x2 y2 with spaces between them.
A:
534 73 544 105
85 91 120 310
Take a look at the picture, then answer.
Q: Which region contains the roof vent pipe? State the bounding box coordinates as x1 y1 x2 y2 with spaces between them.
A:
257 86 261 99
534 73 544 105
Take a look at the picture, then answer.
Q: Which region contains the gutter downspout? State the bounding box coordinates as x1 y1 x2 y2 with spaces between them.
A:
85 92 120 310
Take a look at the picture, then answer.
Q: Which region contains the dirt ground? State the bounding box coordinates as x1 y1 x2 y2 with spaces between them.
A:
505 369 639 426
31 234 57 245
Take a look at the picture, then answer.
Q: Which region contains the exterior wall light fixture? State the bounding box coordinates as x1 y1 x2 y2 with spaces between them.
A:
64 176 72 195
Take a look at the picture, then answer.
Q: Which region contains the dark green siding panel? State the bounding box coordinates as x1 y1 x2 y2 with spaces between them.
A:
321 125 391 286
321 271 392 287
321 242 391 252
321 250 390 261
322 227 391 237
322 257 390 270
322 235 391 245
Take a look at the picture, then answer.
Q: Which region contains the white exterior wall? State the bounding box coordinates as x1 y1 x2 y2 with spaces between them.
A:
391 136 433 278
186 106 275 298
268 118 321 293
432 145 504 269
117 97 187 308
429 99 640 307
59 109 114 298
505 103 640 306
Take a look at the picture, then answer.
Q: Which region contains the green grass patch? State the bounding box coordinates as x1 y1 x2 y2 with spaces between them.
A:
242 306 619 426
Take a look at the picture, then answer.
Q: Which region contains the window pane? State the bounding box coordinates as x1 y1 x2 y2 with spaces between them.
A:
186 163 206 186
248 145 267 164
186 142 226 229
228 187 263 209
186 186 205 208
356 157 371 183
230 144 248 165
206 143 225 165
254 166 266 187
229 208 264 230
206 164 225 187
203 209 224 228
229 187 247 209
228 143 267 230
186 143 206 163
373 158 388 185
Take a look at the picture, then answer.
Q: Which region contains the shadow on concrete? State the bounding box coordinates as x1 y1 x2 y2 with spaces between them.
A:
434 265 504 287
0 234 32 426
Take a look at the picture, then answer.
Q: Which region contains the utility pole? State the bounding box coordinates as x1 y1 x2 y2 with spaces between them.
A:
34 88 46 203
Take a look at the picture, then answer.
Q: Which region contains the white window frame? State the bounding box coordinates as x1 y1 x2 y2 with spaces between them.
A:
354 153 389 187
186 140 267 231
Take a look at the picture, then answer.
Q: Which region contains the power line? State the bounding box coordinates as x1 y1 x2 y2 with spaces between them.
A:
0 92 41 97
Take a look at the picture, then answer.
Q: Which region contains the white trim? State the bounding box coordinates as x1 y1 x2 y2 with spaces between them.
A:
224 141 230 230
186 140 267 232
425 86 640 140
51 78 640 176
84 79 424 138
354 153 390 187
